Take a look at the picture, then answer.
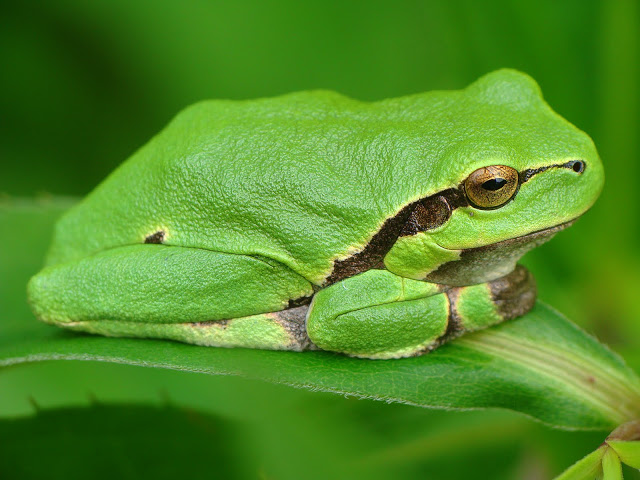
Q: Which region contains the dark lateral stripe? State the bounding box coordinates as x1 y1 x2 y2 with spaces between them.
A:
400 188 468 236
519 160 585 183
287 294 314 308
324 189 468 285
324 160 583 285
324 203 414 285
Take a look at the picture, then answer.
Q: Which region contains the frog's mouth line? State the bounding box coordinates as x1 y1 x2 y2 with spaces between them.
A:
439 218 578 253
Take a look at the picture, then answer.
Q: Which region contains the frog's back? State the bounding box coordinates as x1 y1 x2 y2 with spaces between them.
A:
47 90 459 284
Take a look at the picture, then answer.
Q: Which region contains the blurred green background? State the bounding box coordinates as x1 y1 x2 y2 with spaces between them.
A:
1 0 639 478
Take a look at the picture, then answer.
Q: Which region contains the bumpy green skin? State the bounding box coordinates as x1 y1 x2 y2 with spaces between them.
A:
307 270 447 358
27 69 604 359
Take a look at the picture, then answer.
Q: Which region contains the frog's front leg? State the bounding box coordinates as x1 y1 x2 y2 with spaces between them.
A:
28 245 315 351
306 266 536 359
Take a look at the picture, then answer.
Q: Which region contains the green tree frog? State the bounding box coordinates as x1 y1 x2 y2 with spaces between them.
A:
28 69 604 359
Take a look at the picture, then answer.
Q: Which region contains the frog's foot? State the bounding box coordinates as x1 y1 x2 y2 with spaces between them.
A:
306 265 536 359
433 264 536 350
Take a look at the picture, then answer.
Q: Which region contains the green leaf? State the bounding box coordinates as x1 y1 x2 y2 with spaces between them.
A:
607 421 640 469
554 447 605 480
3 197 640 430
0 404 257 480
608 441 640 469
602 447 623 480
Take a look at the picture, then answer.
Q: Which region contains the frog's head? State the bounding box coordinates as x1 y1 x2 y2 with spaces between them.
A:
383 69 604 286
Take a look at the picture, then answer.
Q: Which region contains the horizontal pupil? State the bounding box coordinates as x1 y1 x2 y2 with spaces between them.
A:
481 178 507 191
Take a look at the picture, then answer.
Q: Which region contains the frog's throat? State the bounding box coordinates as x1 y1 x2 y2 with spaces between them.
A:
425 219 576 286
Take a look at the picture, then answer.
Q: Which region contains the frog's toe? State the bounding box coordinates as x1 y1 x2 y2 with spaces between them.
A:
440 264 536 345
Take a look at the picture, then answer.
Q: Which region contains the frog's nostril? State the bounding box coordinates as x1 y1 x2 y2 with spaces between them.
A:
571 160 585 174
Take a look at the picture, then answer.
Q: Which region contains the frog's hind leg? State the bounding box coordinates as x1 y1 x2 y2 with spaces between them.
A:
306 265 536 359
28 244 315 351
436 264 536 348
307 269 451 359
73 305 314 352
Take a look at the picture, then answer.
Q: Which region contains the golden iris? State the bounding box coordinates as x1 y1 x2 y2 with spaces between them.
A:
464 165 519 209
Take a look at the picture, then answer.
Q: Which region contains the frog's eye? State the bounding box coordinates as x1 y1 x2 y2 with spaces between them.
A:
464 165 519 209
